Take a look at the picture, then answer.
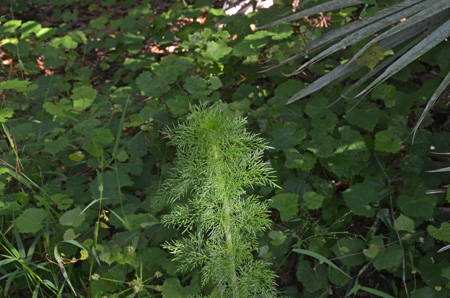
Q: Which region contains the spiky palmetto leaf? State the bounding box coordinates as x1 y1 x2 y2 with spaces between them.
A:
260 0 450 133
426 152 450 195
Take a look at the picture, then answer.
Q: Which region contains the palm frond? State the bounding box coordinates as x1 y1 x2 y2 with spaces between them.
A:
260 0 450 111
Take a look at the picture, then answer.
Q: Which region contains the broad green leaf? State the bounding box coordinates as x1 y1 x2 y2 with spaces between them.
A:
305 97 328 118
99 245 123 265
417 256 450 287
307 133 337 158
115 150 129 162
232 84 258 102
270 125 306 150
89 170 133 203
162 278 200 297
428 223 450 242
408 287 449 298
50 36 77 49
233 34 269 58
43 135 69 156
343 183 380 217
72 86 97 110
94 128 114 145
43 101 70 117
69 151 84 162
374 130 401 153
271 193 299 221
0 79 32 92
296 260 328 293
2 41 30 57
346 103 379 132
441 267 450 280
17 192 29 206
271 80 304 104
323 153 357 178
123 32 145 47
184 77 206 94
372 244 403 271
52 194 73 211
363 244 379 259
205 41 232 61
59 207 86 227
397 194 437 219
267 23 293 40
209 76 222 90
394 214 414 232
90 15 109 30
302 191 325 210
63 228 79 241
167 95 192 116
16 208 47 233
0 20 21 37
371 83 396 107
0 108 14 123
160 55 192 76
311 111 338 135
284 149 316 171
401 154 424 174
268 230 287 246
336 126 367 153
136 71 153 94
328 267 349 287
156 65 180 85
68 30 87 44
40 46 64 68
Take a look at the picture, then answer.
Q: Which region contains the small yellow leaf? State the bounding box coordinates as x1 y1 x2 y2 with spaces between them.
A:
355 43 384 70
80 249 89 260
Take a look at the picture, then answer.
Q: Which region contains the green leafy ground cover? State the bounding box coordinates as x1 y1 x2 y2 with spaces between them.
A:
0 0 449 297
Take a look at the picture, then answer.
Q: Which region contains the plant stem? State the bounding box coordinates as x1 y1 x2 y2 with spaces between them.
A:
214 140 239 297
223 198 239 298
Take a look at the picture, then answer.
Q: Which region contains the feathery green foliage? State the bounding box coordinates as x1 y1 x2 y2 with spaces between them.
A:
158 103 277 297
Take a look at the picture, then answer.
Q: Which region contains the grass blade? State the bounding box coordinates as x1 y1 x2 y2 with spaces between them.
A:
12 217 26 259
54 245 77 297
355 285 396 298
293 248 350 277
112 93 131 157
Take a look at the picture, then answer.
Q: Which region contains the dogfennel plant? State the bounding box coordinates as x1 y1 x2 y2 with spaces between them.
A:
158 104 278 297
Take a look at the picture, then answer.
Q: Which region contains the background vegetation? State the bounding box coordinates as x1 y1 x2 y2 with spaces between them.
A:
0 0 449 297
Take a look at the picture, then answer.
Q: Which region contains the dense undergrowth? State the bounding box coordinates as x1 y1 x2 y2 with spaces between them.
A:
0 0 449 297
